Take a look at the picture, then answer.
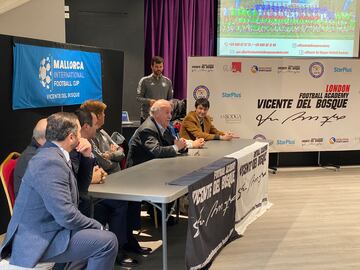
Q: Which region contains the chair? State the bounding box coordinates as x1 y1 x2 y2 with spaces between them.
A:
0 152 20 215
0 259 54 269
0 153 55 269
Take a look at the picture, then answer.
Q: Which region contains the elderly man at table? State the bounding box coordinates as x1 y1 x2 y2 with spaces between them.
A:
127 99 204 167
0 112 118 269
180 98 235 141
127 99 205 225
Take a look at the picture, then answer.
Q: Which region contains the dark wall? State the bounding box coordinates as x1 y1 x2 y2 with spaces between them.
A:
65 0 144 121
0 34 124 233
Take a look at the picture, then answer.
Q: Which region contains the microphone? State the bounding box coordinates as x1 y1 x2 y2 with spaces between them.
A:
169 123 179 140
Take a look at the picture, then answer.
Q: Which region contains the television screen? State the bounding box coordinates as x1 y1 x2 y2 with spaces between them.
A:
217 0 360 57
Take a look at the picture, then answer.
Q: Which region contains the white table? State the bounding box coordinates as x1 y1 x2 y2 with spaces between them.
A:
88 139 257 270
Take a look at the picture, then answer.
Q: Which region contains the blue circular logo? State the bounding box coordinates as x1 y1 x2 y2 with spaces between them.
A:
193 85 210 100
253 134 267 141
309 62 324 78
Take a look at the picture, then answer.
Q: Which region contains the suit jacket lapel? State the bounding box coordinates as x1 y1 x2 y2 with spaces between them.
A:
150 117 174 146
43 141 79 205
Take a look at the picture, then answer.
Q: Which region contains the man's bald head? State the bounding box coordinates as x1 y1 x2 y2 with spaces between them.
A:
33 118 47 146
150 99 172 128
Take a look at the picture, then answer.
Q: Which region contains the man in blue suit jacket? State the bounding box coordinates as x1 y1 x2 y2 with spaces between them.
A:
0 112 118 269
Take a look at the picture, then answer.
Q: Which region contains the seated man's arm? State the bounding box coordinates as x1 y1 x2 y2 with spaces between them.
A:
91 140 119 173
34 157 102 230
101 130 125 162
209 122 225 137
182 118 218 141
72 152 96 192
140 128 178 158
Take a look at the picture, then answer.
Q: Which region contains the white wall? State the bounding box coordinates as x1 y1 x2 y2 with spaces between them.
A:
0 0 65 42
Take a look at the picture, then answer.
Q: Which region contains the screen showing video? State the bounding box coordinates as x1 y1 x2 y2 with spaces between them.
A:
217 0 360 57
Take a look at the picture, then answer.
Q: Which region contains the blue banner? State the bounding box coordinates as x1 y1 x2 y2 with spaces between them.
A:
12 43 102 110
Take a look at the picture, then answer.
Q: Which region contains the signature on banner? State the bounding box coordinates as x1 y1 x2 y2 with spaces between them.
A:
237 171 267 200
192 194 236 239
256 110 346 127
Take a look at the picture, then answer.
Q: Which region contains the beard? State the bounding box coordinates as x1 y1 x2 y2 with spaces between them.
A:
154 70 162 76
70 138 80 150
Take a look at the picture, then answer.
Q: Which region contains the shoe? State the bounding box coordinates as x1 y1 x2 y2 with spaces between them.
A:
116 253 139 267
124 244 152 255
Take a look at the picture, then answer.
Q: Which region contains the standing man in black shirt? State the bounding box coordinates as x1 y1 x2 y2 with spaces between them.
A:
137 56 173 122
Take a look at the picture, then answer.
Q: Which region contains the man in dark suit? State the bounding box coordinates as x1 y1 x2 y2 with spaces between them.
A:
126 99 189 228
13 118 47 197
0 112 118 269
127 99 188 167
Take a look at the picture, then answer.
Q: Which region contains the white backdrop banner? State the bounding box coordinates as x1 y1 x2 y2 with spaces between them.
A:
226 141 270 234
187 57 360 152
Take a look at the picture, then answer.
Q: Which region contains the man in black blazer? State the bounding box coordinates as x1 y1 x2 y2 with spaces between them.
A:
126 99 188 230
13 118 47 197
127 99 187 167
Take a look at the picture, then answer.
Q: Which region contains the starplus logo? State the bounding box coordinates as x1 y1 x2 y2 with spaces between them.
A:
222 92 241 98
277 139 295 145
334 67 352 73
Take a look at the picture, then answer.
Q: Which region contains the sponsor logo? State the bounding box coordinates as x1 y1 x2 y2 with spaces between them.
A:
277 139 295 145
301 137 324 146
39 55 85 91
232 62 242 72
325 84 350 93
191 64 214 72
253 134 267 141
334 67 352 73
309 62 324 78
222 91 241 98
223 62 242 73
329 137 349 144
193 85 210 100
39 56 52 89
220 113 242 123
277 65 301 74
251 65 272 73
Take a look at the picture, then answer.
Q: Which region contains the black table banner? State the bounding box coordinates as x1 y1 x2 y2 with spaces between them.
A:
184 157 238 270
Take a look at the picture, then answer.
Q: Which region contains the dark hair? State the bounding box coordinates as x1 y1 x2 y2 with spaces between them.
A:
195 98 210 109
46 112 78 141
75 108 93 127
151 56 164 65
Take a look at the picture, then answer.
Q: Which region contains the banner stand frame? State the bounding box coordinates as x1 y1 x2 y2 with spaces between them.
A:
269 152 279 174
317 151 340 171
